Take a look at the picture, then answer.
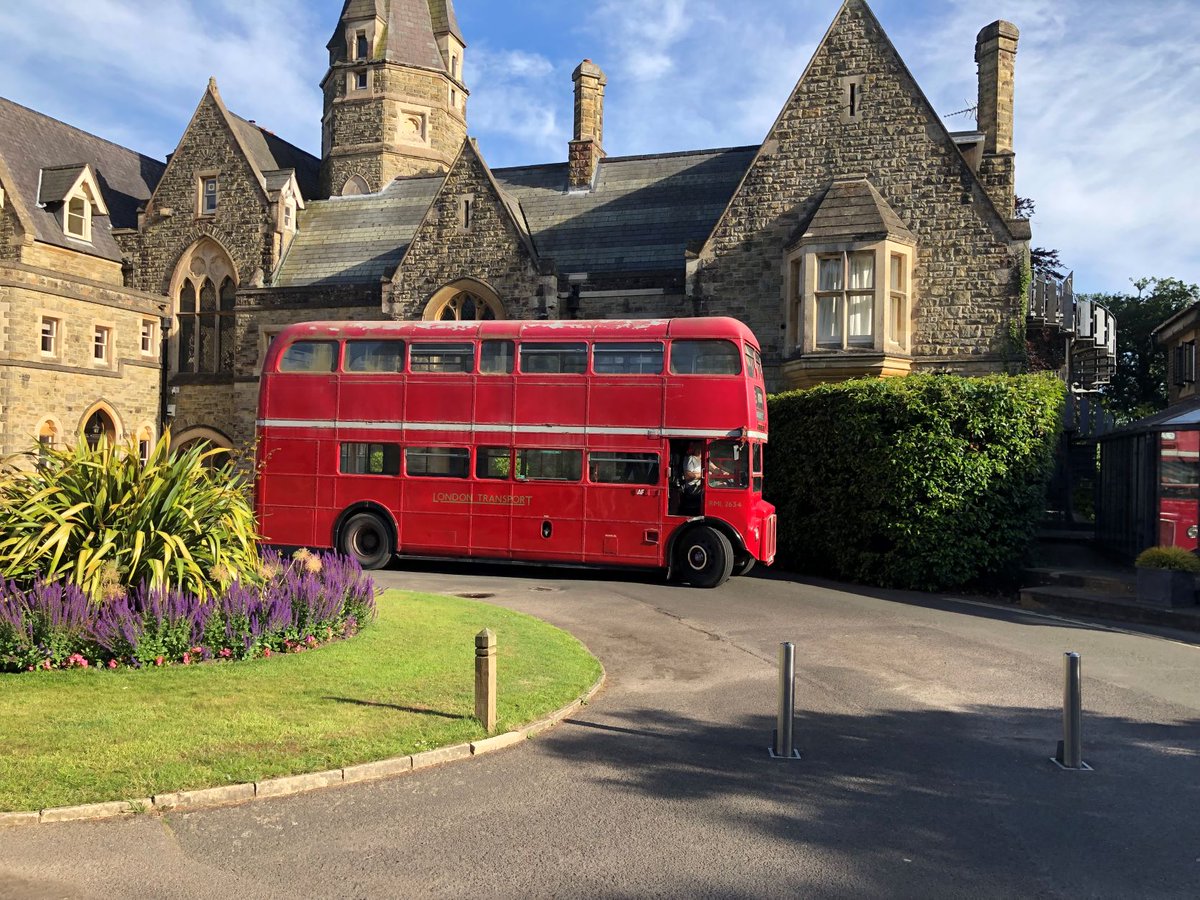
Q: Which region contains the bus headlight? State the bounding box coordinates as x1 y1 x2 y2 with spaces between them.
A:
1188 526 1198 540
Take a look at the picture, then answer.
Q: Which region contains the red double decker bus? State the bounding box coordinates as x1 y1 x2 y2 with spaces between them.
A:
255 316 776 587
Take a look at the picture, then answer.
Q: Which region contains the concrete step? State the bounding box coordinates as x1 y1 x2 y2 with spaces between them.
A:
1019 585 1200 633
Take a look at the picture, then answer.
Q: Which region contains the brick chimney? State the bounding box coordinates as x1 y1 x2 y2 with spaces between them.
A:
569 59 606 191
975 21 1019 213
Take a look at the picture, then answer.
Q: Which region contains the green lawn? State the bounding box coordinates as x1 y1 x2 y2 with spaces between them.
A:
0 590 601 812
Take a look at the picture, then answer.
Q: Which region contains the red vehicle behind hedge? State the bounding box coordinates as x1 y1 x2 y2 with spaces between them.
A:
255 316 775 587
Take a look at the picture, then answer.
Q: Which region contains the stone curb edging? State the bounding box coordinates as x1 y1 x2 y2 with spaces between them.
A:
0 668 605 829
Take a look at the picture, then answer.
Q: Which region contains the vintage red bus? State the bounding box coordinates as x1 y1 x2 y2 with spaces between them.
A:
255 316 776 587
1158 430 1199 551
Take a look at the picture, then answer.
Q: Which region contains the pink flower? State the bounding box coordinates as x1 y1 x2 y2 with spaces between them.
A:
182 653 191 665
262 648 272 658
107 659 118 670
41 660 51 670
155 656 164 667
219 648 232 659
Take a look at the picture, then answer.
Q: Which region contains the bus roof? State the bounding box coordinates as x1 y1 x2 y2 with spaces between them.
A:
273 316 759 347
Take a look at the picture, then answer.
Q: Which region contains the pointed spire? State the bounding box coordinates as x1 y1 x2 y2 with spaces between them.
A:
426 0 464 44
328 0 447 72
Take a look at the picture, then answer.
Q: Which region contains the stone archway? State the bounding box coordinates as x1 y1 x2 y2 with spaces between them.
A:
80 404 119 449
422 278 506 321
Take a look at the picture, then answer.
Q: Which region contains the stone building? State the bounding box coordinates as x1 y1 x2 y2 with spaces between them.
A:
0 0 1035 457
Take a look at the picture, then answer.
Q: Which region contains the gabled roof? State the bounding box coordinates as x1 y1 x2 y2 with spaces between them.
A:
792 176 916 247
700 0 1019 260
228 113 320 200
272 145 756 288
0 95 164 262
329 0 448 72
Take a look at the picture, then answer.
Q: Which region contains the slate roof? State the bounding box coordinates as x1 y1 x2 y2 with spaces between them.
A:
0 96 164 262
273 145 756 288
427 0 464 43
228 114 320 200
274 176 443 286
37 164 89 205
795 176 916 246
329 0 447 72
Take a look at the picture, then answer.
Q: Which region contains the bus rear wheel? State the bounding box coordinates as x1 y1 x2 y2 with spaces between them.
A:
733 555 756 577
677 526 734 588
340 512 393 570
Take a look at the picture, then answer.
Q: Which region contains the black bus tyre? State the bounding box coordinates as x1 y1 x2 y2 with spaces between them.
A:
733 555 756 577
678 526 734 588
340 512 392 570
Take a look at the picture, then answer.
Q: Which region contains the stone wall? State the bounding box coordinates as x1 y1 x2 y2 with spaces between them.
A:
117 90 274 296
22 242 124 286
0 202 19 260
0 262 165 460
693 2 1024 389
322 63 466 195
387 145 548 320
169 284 382 449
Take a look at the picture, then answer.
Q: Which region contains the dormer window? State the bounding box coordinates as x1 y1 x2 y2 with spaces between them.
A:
65 194 90 240
200 175 219 216
40 165 108 242
355 31 368 60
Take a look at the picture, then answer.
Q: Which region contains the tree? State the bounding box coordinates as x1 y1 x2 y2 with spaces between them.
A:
1083 277 1200 423
1015 197 1064 277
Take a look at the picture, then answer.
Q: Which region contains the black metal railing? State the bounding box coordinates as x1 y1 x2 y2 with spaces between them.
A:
1027 272 1117 391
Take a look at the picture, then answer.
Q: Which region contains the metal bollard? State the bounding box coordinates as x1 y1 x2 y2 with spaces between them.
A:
1052 651 1090 770
475 628 497 733
769 642 800 759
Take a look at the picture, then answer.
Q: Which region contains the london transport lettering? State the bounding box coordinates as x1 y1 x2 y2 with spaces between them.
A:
433 492 534 507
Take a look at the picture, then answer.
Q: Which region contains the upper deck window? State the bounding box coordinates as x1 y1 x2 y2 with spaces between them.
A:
744 345 763 379
279 340 337 373
520 342 587 375
345 340 405 373
592 342 664 375
669 340 742 375
410 342 474 373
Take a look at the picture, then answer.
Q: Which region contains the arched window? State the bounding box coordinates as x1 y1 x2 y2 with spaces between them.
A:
341 174 370 196
172 427 233 470
422 281 506 322
172 239 237 375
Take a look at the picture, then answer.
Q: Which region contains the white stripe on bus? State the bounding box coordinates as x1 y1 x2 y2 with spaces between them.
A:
257 418 767 442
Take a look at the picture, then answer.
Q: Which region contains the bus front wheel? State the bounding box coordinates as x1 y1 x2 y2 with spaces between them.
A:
340 512 393 570
677 526 734 588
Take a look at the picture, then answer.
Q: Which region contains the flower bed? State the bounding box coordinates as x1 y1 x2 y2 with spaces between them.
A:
0 550 376 673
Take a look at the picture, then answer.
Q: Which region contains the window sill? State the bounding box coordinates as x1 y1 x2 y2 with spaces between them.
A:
782 350 913 389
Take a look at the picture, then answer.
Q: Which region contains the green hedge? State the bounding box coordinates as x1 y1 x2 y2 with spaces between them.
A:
765 374 1065 591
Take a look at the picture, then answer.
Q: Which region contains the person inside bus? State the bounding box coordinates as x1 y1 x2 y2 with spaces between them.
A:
679 443 704 514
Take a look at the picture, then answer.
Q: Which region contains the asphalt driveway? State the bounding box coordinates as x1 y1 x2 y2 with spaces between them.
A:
2 562 1198 898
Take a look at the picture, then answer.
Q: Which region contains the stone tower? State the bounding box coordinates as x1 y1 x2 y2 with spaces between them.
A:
320 0 468 197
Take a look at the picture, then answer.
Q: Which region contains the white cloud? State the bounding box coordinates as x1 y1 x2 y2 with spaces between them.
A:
465 46 565 163
0 0 324 158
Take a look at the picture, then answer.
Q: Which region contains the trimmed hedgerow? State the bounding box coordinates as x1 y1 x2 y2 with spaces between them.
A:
765 374 1065 591
0 550 377 673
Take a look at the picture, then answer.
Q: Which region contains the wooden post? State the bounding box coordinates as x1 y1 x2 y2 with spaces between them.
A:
475 628 497 732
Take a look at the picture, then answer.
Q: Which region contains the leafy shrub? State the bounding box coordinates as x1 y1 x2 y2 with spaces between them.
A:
0 433 259 602
0 550 377 672
765 374 1065 591
1134 545 1200 573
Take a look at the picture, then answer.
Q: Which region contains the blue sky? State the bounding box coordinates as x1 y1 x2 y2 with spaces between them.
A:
0 0 1196 295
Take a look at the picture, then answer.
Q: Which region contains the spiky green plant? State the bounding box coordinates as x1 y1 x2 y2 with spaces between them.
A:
0 433 261 602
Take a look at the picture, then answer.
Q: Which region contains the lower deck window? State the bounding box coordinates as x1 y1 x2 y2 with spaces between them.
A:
589 452 659 485
516 448 582 482
707 440 749 489
477 446 512 479
341 442 400 475
407 446 470 478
